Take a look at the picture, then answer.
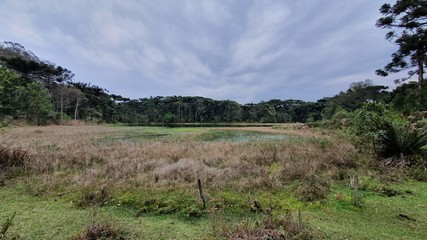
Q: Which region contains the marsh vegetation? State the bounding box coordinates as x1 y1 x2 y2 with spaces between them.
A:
1 125 426 239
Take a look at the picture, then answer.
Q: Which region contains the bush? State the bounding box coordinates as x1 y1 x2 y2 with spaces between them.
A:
350 102 427 162
376 122 427 161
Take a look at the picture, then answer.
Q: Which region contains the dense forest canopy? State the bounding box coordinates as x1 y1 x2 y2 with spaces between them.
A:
0 37 426 126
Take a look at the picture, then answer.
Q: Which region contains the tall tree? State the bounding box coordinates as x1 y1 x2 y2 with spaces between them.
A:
376 0 427 85
0 67 53 124
0 42 74 84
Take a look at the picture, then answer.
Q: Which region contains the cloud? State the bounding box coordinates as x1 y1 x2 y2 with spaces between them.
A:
0 0 397 103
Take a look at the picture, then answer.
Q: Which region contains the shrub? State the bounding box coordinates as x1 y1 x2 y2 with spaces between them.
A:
350 102 427 164
376 122 427 161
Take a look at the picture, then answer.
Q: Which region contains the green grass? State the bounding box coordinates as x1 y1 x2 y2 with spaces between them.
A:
3 181 427 239
96 127 204 144
306 181 427 240
0 188 210 239
196 130 289 142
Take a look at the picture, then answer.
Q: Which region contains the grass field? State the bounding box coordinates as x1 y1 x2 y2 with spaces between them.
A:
1 125 426 239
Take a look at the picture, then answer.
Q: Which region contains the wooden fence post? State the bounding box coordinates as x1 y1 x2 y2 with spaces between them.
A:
354 174 359 207
198 178 206 210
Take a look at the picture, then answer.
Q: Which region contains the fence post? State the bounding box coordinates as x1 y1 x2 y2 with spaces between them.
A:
198 178 206 210
354 174 359 207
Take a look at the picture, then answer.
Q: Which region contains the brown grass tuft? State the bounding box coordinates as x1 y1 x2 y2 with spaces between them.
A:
72 223 127 240
219 212 317 240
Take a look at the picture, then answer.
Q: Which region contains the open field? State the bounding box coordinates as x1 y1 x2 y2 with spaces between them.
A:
1 125 426 239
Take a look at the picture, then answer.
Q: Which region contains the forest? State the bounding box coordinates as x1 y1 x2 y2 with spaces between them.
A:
0 40 426 126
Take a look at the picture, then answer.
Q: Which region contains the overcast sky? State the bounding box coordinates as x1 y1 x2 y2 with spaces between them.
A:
0 0 400 103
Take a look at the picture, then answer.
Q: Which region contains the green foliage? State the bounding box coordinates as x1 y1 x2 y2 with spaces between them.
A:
0 41 74 84
376 122 427 159
0 67 24 120
335 80 389 112
351 102 395 137
163 112 176 123
322 110 352 128
390 81 427 114
23 82 53 124
0 67 53 124
320 80 390 125
350 102 427 163
376 0 427 83
321 100 343 120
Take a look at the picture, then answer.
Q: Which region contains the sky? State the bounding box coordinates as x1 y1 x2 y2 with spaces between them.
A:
0 0 402 103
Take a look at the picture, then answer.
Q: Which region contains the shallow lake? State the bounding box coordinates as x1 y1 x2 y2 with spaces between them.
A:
97 128 289 144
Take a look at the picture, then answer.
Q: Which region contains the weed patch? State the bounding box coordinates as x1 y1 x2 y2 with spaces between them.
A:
218 211 319 240
295 178 329 202
0 145 29 170
72 222 127 240
76 186 112 207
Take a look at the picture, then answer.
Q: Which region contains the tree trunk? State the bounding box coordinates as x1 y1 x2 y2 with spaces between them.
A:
418 52 424 86
60 86 63 123
74 98 79 120
417 52 424 103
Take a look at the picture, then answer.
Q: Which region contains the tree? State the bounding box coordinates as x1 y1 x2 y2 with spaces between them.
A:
0 67 53 124
389 81 427 114
376 0 427 85
335 80 389 111
0 67 23 120
0 42 39 61
0 42 74 84
163 112 176 123
23 81 53 124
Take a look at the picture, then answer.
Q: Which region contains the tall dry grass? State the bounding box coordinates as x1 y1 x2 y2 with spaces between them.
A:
0 126 358 194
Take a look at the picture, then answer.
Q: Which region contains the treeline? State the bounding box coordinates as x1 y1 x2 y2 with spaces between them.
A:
0 41 426 126
116 97 325 124
0 42 118 125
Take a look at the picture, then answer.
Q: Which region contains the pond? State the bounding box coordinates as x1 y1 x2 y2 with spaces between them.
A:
197 130 289 142
96 127 289 144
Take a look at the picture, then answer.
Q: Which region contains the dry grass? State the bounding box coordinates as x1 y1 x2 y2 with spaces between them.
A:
0 126 358 196
216 211 317 240
72 222 127 240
